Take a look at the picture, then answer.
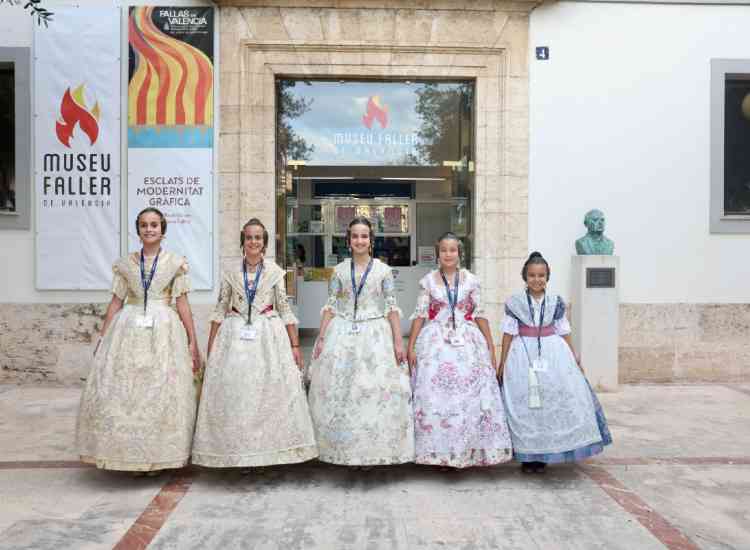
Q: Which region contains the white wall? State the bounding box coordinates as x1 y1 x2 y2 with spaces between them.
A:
529 2 750 303
0 0 217 304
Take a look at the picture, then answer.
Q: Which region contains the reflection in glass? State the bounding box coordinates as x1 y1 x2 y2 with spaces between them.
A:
278 80 473 167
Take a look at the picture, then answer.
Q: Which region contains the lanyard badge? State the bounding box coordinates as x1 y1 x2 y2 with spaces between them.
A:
526 290 546 357
242 259 264 328
350 258 373 334
440 270 460 330
139 248 160 326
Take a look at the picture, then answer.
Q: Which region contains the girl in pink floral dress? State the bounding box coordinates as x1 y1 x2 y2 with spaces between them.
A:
407 232 512 468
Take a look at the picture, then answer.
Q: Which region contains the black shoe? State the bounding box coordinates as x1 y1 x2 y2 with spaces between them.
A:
532 462 547 473
521 462 535 474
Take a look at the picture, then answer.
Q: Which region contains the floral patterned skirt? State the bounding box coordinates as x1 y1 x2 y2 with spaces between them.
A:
192 315 318 468
76 304 197 471
308 316 415 465
413 321 512 468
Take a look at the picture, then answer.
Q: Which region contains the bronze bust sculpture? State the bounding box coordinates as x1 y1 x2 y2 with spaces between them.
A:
575 209 614 255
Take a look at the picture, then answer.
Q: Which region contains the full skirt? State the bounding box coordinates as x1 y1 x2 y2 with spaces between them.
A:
502 334 612 464
308 316 415 465
191 315 318 467
413 321 512 468
76 304 197 471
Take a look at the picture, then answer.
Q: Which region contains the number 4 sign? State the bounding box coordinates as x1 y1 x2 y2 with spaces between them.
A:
536 46 549 60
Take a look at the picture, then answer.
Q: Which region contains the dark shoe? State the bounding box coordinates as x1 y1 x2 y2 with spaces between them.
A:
521 462 535 474
532 462 547 473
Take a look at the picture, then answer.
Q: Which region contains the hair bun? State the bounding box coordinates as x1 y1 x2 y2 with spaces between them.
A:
528 251 543 260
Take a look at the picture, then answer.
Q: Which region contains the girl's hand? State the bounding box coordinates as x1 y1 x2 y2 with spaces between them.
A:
489 347 497 372
292 347 303 370
312 336 325 360
394 340 406 365
190 341 201 374
496 361 504 381
407 347 417 373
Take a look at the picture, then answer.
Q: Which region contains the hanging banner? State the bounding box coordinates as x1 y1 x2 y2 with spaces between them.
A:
35 7 121 289
127 6 214 289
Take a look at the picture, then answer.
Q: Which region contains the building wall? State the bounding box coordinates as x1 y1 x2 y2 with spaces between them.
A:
216 1 534 331
529 2 750 382
1 0 535 383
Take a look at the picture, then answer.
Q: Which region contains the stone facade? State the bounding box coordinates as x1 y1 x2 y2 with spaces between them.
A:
619 304 750 384
217 0 535 333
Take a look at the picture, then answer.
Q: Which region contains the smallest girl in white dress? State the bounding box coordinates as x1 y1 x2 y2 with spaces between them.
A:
498 251 612 474
407 232 512 468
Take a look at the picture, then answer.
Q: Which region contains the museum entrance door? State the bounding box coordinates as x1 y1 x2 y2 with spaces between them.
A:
276 80 475 333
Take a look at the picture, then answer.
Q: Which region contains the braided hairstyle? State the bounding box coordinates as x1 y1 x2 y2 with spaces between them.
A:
240 217 269 254
135 207 167 237
346 216 374 255
521 251 550 282
435 231 464 266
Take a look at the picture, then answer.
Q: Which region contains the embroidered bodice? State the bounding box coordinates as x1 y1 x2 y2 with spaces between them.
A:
410 269 487 327
321 258 402 321
210 261 297 325
111 250 190 304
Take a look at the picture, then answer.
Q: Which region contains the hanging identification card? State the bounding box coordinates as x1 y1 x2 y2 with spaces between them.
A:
349 322 361 335
532 358 548 372
239 326 257 340
135 316 154 329
450 335 465 347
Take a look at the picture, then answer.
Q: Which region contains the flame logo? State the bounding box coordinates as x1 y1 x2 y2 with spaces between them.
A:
128 6 213 127
55 85 100 148
362 96 388 129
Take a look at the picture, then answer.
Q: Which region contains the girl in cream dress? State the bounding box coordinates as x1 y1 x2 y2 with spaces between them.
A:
191 218 317 468
308 216 414 466
76 208 200 472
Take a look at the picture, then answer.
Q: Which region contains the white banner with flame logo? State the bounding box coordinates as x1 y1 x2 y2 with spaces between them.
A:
34 7 121 289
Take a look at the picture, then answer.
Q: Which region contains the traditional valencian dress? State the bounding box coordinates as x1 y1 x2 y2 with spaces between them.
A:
191 261 318 467
76 250 197 471
411 270 512 467
501 291 612 463
308 258 414 465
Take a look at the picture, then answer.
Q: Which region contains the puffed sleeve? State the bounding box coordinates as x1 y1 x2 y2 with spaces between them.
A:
501 303 519 335
209 274 231 323
501 316 519 336
382 266 403 317
409 279 430 321
111 263 128 301
554 317 571 336
320 272 342 316
552 296 570 335
274 276 299 325
469 275 487 320
171 258 191 298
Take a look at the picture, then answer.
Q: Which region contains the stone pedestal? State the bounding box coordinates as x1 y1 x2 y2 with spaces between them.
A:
571 255 619 391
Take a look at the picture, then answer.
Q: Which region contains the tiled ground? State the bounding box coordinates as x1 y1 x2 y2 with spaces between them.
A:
0 383 748 549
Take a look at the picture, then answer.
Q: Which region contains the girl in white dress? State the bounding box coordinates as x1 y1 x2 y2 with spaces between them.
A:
498 251 612 474
191 218 318 468
76 208 200 473
407 233 512 468
308 216 415 466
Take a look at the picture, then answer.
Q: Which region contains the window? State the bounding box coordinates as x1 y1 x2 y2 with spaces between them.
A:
0 48 30 230
711 59 750 233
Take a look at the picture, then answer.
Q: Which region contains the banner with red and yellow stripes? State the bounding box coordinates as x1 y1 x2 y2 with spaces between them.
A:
128 6 213 147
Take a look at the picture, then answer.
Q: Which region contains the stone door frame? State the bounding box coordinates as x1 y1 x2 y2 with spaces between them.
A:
229 40 528 325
